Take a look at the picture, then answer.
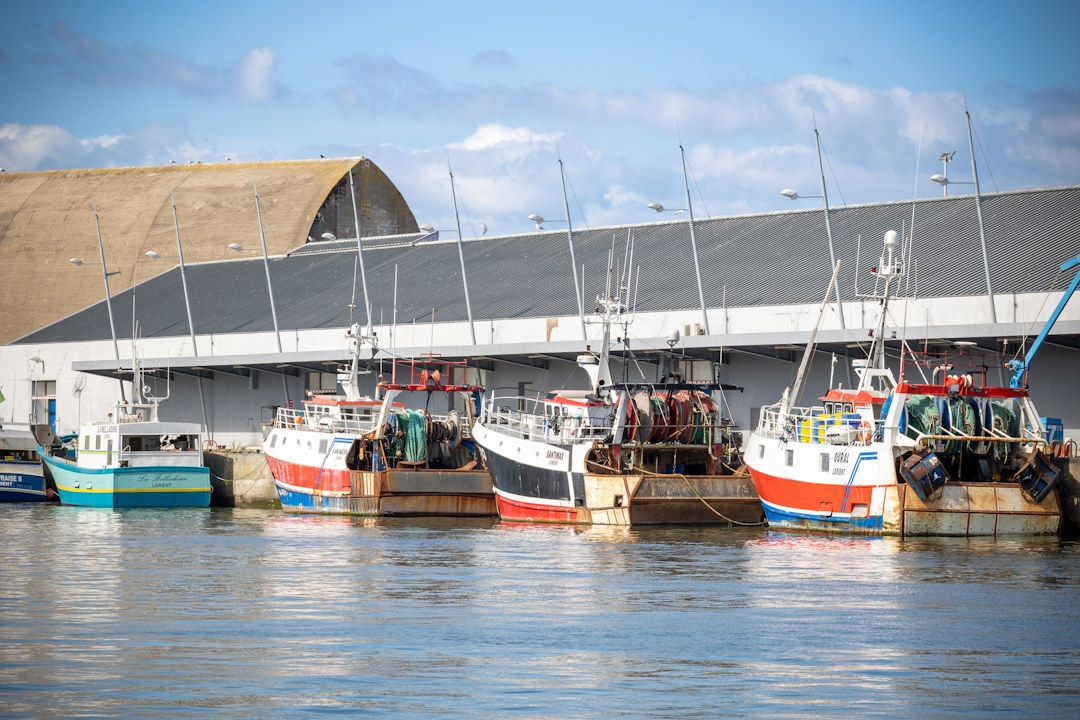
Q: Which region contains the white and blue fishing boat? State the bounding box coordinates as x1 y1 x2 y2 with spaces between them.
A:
38 358 210 508
0 424 52 502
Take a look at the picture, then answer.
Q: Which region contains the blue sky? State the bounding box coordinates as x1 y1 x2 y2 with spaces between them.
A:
2 0 1078 238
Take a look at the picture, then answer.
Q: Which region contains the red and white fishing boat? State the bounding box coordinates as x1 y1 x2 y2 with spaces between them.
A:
472 250 761 526
264 326 495 516
744 231 1072 536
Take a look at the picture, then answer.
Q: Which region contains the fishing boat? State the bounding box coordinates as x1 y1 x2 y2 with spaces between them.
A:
264 325 495 516
0 424 52 502
744 231 1073 536
471 249 761 526
37 357 210 508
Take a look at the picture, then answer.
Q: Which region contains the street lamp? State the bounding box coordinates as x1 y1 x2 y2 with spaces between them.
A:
143 187 212 435
780 126 845 330
646 142 710 335
930 151 958 196
528 154 587 339
647 202 685 215
527 213 565 231
229 179 290 402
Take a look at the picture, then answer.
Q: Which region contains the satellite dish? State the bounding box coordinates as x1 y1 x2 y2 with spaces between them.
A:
667 328 681 347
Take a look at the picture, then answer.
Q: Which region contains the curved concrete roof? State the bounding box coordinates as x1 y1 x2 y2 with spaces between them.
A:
0 157 417 344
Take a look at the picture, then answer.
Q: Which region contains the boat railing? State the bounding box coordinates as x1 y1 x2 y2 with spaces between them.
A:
756 403 883 445
756 404 822 438
274 406 375 435
119 450 202 468
481 395 612 443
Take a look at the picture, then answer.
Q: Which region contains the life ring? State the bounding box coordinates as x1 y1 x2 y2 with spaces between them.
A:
857 420 873 444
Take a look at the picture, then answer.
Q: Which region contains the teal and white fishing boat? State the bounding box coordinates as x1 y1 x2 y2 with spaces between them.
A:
38 357 210 508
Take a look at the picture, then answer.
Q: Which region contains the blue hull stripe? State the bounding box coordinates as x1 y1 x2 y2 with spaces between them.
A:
276 483 350 514
761 499 884 532
0 467 47 503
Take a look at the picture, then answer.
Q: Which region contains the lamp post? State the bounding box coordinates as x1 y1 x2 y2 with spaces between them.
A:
447 160 477 344
680 144 708 335
558 157 587 340
928 105 996 323
230 179 289 402
527 209 586 339
648 144 710 335
931 151 957 196
346 168 374 338
142 188 211 436
779 127 845 329
70 200 125 401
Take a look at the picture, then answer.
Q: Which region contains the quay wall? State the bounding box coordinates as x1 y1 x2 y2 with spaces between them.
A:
205 451 278 508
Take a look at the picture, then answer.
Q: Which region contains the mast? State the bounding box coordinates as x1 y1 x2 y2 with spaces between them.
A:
783 260 840 420
857 230 902 393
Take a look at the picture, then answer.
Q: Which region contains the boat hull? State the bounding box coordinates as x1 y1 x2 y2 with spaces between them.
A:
266 441 496 517
475 423 762 526
41 453 210 508
0 460 48 502
744 434 1061 536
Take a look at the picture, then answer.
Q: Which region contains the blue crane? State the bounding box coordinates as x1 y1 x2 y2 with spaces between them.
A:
1008 251 1080 389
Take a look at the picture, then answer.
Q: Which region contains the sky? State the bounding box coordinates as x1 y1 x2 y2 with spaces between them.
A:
2 0 1079 239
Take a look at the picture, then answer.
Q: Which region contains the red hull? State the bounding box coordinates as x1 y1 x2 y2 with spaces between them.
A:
494 490 577 523
749 466 885 515
265 455 350 494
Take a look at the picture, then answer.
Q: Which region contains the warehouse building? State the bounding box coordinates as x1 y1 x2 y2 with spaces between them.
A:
2 159 1078 447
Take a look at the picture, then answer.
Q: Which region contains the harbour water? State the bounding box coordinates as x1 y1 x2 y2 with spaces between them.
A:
2 505 1078 718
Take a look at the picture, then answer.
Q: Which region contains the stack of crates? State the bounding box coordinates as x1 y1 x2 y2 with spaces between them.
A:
798 413 863 443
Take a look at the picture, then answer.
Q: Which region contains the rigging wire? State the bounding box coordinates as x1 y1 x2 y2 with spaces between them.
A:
563 165 590 230
971 121 1000 193
819 137 848 208
685 153 712 219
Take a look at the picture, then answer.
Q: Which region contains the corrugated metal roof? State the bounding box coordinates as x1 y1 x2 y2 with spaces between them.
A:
15 186 1080 345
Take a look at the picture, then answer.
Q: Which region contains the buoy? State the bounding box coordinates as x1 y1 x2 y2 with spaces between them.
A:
857 420 873 444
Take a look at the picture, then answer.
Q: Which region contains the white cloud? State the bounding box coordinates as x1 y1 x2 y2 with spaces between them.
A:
453 124 560 151
0 123 81 169
240 47 276 102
